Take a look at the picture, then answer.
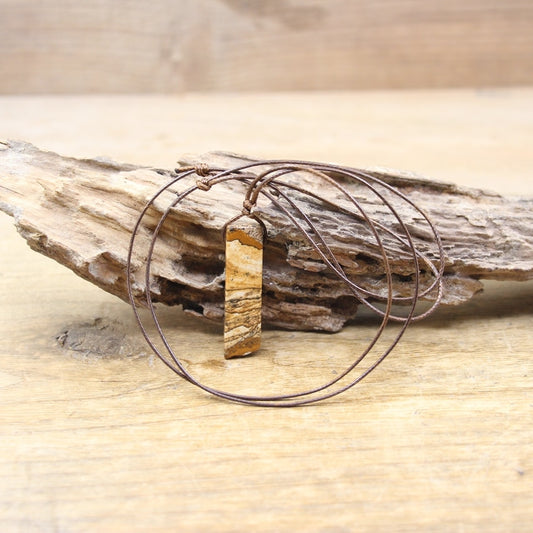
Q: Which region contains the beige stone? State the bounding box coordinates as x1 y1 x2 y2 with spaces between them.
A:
224 218 264 358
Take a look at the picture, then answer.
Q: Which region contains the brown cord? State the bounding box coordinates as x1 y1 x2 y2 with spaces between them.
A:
126 160 445 406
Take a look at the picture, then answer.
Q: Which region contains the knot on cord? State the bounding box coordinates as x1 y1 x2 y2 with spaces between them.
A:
196 177 212 191
242 199 255 215
195 164 212 191
195 164 211 177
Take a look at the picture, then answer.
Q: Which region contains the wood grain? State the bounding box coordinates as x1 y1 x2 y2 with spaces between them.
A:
0 90 532 532
1 140 532 333
1 0 533 93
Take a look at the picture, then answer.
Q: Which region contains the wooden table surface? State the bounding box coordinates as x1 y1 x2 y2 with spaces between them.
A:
1 89 532 532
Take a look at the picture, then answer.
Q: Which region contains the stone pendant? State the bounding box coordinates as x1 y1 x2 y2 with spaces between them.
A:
224 217 264 358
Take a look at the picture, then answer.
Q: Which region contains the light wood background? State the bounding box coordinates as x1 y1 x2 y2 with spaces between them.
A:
1 0 533 93
0 89 532 532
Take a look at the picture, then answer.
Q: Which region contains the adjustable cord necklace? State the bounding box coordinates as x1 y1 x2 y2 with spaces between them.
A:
127 159 445 407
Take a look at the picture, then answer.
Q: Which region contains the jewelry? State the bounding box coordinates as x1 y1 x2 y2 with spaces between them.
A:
127 160 444 406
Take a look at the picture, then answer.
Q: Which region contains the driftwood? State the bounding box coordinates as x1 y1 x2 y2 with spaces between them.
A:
0 140 532 332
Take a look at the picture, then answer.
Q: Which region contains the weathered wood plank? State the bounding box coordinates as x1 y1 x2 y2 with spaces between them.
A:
0 92 532 533
1 1 533 93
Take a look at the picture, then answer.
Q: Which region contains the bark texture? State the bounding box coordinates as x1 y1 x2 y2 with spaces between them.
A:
0 140 532 331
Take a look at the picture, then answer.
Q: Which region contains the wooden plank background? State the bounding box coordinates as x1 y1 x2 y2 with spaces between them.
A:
0 89 532 532
1 0 533 93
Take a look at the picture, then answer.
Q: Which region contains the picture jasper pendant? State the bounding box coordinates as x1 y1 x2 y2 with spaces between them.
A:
127 159 444 406
224 217 264 358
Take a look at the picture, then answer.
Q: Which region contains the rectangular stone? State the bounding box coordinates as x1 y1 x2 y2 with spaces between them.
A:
224 217 263 358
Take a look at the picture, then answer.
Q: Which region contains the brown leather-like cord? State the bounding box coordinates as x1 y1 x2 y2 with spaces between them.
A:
126 160 445 406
